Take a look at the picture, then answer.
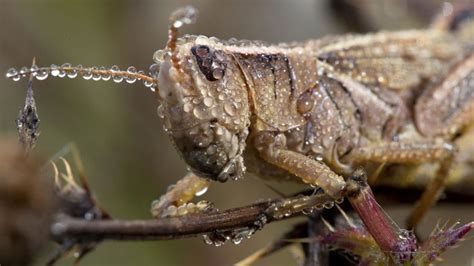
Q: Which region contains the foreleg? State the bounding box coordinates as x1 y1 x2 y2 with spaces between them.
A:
254 132 346 199
151 172 211 218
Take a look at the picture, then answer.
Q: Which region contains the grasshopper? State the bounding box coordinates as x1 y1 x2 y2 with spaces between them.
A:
5 4 474 263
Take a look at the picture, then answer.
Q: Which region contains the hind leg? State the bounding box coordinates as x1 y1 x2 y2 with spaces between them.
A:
348 140 457 229
353 53 474 229
409 52 474 228
406 154 455 229
415 52 474 139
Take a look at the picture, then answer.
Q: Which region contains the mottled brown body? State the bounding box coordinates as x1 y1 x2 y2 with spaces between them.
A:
140 9 474 234
150 22 472 202
6 5 473 232
146 6 474 240
206 30 472 183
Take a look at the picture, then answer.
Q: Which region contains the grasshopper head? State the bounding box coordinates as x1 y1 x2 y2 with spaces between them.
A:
153 7 250 182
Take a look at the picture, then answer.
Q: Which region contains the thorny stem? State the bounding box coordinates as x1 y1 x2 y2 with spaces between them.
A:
50 175 472 260
51 194 333 242
346 169 417 263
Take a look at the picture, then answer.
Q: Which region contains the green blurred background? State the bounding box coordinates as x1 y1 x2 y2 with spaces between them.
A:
0 0 472 265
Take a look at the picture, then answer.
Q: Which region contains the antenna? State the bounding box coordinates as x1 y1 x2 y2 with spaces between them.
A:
6 63 157 92
166 6 198 72
6 6 199 93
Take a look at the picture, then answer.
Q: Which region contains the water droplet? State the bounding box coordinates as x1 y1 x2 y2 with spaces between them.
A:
137 70 145 80
224 102 237 116
163 205 177 217
144 79 154 88
91 66 101 81
84 212 94 220
205 145 217 156
153 50 166 63
323 201 334 209
196 200 209 211
126 66 137 83
212 68 224 80
50 223 66 236
50 64 60 77
172 6 197 28
125 77 136 83
377 75 386 84
195 186 208 196
177 204 187 215
183 102 193 113
36 68 49 80
232 236 243 245
322 135 333 149
154 105 164 120
6 68 18 78
202 234 213 245
245 229 256 238
67 69 78 79
203 97 214 107
30 65 39 76
192 98 202 104
20 67 29 77
110 66 122 82
113 74 123 83
186 202 196 209
166 184 176 192
83 68 93 80
442 2 454 16
149 63 160 75
173 21 183 28
214 240 224 247
98 66 109 81
302 208 314 215
57 66 66 78
215 126 225 136
110 65 120 72
59 63 71 78
297 93 314 114
193 105 208 119
274 213 284 219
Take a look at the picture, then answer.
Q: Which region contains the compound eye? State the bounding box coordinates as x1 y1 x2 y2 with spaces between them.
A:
191 45 226 81
194 45 210 57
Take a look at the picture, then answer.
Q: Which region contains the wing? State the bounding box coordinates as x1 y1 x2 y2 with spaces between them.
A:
315 30 463 91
